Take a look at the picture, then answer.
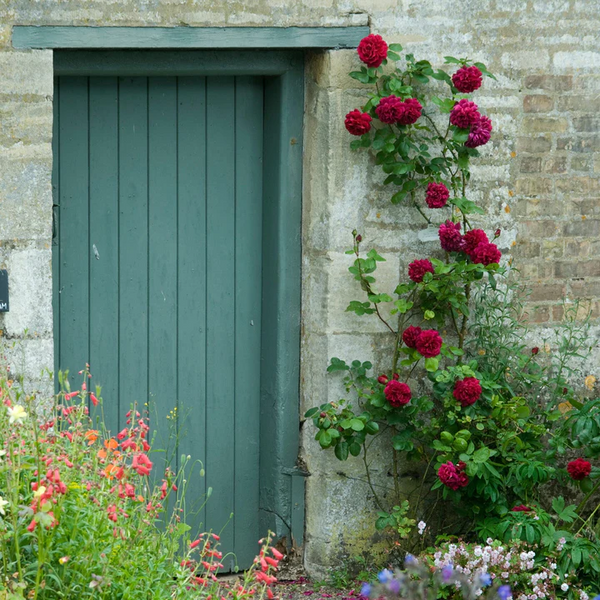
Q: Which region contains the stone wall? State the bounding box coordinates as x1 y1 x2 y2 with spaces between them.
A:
1 0 600 576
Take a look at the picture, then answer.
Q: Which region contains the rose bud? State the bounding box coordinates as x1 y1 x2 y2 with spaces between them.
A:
392 373 400 380
320 412 327 418
377 375 389 384
356 234 362 243
494 228 501 238
532 347 539 355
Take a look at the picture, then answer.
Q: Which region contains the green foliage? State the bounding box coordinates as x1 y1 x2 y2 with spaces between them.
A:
306 37 600 593
0 368 279 599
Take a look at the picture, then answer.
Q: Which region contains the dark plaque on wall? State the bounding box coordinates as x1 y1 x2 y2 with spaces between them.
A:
0 271 8 312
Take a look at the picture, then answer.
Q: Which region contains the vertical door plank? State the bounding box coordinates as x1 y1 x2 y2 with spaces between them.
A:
177 76 208 532
58 76 90 391
52 78 60 389
118 77 149 420
233 76 263 567
89 77 120 433
148 77 179 480
205 76 236 555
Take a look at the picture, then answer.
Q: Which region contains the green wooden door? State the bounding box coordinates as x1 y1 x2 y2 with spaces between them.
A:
53 74 265 568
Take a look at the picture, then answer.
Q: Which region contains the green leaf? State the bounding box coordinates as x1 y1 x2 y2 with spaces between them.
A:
387 51 401 62
474 62 497 80
452 128 470 144
367 248 386 262
424 357 439 372
394 299 414 314
349 71 372 84
349 442 362 457
319 430 332 448
472 447 491 463
335 441 349 461
365 421 380 434
391 191 406 205
389 43 403 51
444 56 462 64
350 418 365 431
327 357 350 373
305 407 320 418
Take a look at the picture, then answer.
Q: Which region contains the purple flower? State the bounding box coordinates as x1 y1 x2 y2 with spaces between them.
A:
378 569 393 583
404 553 416 565
441 564 454 583
498 585 512 600
387 579 401 594
479 573 492 587
360 583 371 598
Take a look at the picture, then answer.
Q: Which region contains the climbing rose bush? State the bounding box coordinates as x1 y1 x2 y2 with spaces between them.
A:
308 34 600 596
0 368 280 599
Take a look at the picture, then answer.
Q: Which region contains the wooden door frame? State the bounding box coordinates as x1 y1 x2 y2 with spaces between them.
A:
33 23 367 549
51 48 307 547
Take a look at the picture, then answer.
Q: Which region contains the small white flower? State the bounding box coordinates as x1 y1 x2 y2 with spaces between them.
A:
0 496 8 515
417 520 426 534
561 584 569 592
550 563 557 570
7 405 27 424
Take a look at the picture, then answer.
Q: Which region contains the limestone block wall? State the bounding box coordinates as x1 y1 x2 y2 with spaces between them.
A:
1 0 599 575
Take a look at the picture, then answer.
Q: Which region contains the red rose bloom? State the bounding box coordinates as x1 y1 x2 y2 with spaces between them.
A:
450 99 481 129
567 458 592 480
384 380 412 407
438 461 469 491
425 182 450 209
511 504 532 512
397 98 423 125
376 95 404 124
402 325 422 349
415 329 443 358
408 259 434 283
357 34 388 68
452 65 483 93
462 229 489 257
439 220 463 252
456 461 467 472
470 241 501 266
466 115 492 148
345 109 372 136
453 377 482 407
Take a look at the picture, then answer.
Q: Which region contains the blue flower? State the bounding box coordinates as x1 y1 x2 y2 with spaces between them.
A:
388 579 400 594
592 596 600 600
441 564 454 583
360 583 372 598
404 554 416 565
498 585 512 600
378 569 393 584
479 573 492 587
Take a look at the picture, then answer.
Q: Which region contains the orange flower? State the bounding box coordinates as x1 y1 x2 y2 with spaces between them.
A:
105 438 118 451
84 430 98 445
104 463 124 480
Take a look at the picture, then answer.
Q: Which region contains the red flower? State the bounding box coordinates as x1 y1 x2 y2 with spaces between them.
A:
425 182 450 209
377 375 389 384
90 394 99 407
567 458 592 480
452 65 483 93
466 115 492 148
462 229 489 257
511 504 532 512
408 259 434 283
376 95 404 124
397 98 422 125
402 325 422 349
384 381 412 407
456 461 467 472
453 377 482 407
439 220 463 252
415 330 443 358
470 241 501 266
345 110 372 136
438 461 469 491
132 453 153 477
532 347 539 355
450 99 481 129
357 34 388 68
